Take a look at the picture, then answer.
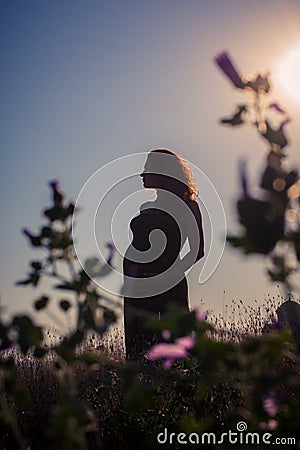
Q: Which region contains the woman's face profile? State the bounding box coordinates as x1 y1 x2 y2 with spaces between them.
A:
140 154 161 189
140 152 176 190
140 171 158 188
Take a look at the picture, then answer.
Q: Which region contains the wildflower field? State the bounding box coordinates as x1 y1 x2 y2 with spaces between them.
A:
1 293 300 449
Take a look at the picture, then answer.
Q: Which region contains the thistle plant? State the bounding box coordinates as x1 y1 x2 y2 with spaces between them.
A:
215 51 300 295
0 181 118 449
16 180 117 354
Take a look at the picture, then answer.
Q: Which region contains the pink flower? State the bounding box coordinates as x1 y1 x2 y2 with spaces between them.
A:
148 343 187 368
175 334 195 350
214 51 245 89
263 393 278 417
109 356 119 363
194 307 208 321
259 419 278 430
163 359 175 369
161 329 171 340
148 333 195 368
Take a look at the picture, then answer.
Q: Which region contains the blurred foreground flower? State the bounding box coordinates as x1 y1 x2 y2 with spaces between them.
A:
220 105 247 127
84 242 116 278
148 334 195 368
268 102 286 114
261 119 290 149
49 180 64 206
214 51 246 89
263 392 278 417
228 160 285 254
175 334 195 349
246 73 270 93
268 313 280 330
22 228 42 247
259 419 278 431
161 329 171 340
194 307 208 321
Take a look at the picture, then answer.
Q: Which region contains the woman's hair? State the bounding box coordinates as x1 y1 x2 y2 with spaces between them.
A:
147 148 198 201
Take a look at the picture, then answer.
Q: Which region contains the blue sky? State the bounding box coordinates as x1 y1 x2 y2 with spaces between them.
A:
1 0 300 326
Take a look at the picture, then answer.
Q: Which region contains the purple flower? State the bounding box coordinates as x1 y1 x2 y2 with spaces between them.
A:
105 242 116 265
214 51 245 89
263 392 278 417
268 102 286 114
268 313 280 330
22 228 42 247
106 242 116 252
48 179 64 207
48 179 59 188
0 340 14 355
22 228 34 238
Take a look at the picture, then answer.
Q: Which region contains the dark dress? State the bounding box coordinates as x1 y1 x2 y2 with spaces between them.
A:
123 197 204 359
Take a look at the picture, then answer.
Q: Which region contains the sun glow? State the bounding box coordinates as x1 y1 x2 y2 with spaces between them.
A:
278 45 300 102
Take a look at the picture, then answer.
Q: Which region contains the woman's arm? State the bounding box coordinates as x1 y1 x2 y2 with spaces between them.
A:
172 200 204 275
188 200 204 262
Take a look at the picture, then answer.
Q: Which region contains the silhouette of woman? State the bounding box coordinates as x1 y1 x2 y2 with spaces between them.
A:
123 149 204 359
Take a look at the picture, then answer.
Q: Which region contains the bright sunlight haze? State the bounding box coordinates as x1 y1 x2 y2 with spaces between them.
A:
278 44 300 102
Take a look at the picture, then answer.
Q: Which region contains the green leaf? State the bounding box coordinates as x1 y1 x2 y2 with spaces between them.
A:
260 119 289 149
12 315 43 354
48 231 73 250
220 105 247 127
34 346 47 358
34 295 49 311
55 282 78 291
55 330 85 361
227 235 269 255
31 260 43 271
60 299 72 311
247 74 271 93
4 375 29 407
103 308 117 327
16 272 40 287
41 226 53 238
55 271 90 293
16 278 32 286
43 203 74 222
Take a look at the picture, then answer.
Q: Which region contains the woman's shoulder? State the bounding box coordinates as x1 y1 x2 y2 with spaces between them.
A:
139 201 167 217
185 198 202 223
139 201 156 212
186 198 200 209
